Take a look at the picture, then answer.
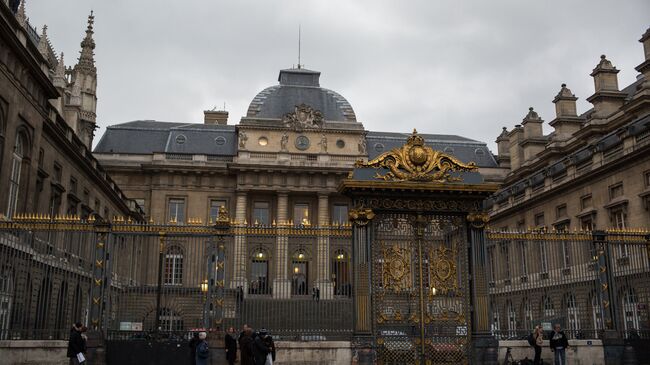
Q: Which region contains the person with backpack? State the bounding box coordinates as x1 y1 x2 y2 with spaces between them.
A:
549 324 569 365
195 332 210 365
530 325 544 365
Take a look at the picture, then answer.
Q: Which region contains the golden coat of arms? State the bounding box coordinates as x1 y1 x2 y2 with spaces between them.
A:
356 129 478 182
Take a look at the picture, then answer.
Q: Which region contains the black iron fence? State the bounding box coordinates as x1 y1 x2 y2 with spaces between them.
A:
0 214 354 341
486 229 650 341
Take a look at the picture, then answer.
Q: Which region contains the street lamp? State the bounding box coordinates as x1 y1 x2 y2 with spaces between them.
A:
201 279 209 329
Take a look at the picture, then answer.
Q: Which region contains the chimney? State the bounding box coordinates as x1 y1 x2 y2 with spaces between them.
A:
495 127 511 168
549 84 583 141
204 110 228 125
635 27 650 86
586 55 626 118
508 125 524 170
520 107 546 163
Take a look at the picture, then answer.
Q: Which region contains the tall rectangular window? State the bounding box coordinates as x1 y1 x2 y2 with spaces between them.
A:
540 241 548 273
168 198 186 224
501 243 511 280
488 247 496 282
53 163 62 183
69 177 78 195
293 203 310 226
209 199 226 223
519 241 528 276
556 204 567 219
581 216 595 230
581 195 592 210
252 201 269 225
332 204 349 225
534 213 545 229
609 183 623 200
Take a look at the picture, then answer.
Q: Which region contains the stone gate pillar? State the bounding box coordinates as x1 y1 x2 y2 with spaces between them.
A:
349 206 375 364
232 191 248 294
315 192 333 299
273 192 291 298
467 212 498 365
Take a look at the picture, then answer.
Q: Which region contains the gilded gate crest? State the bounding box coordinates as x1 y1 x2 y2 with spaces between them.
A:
355 129 478 182
382 243 411 292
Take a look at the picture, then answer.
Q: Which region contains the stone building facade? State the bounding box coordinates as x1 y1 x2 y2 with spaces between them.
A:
93 66 503 311
485 27 650 338
0 0 141 340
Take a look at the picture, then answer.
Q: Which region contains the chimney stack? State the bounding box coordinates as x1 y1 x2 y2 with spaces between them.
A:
587 55 626 118
204 110 228 125
635 27 650 87
549 84 583 142
520 107 546 163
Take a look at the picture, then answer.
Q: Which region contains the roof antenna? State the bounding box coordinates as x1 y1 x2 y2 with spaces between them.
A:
298 24 301 69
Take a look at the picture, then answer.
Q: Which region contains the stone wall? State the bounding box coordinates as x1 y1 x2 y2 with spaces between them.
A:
274 341 352 365
498 339 605 365
0 340 68 365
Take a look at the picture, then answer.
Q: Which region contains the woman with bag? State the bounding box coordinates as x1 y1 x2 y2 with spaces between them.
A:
67 322 86 365
261 329 276 365
533 325 544 365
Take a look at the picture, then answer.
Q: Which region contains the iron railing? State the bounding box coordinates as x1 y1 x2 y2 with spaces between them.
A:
486 229 650 340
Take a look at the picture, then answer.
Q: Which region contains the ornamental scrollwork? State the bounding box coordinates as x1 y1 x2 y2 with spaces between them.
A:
282 104 323 132
355 129 478 182
428 244 459 298
382 243 411 292
466 211 490 228
348 207 375 226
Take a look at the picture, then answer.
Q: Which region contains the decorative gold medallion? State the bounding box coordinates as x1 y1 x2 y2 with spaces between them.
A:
355 129 477 182
382 244 411 292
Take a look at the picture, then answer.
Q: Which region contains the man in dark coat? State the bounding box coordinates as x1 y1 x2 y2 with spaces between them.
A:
225 326 238 365
239 328 255 365
66 322 85 365
549 323 569 365
252 329 271 365
189 332 200 365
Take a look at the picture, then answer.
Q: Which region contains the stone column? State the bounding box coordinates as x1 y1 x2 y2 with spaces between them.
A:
231 191 248 293
467 212 498 365
273 192 291 298
315 193 333 299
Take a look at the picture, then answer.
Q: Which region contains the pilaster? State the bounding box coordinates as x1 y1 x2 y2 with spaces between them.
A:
273 192 291 298
315 193 333 299
232 191 248 293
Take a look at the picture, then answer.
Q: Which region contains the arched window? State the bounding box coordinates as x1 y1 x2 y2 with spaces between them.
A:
543 296 555 318
0 269 14 340
591 293 603 334
522 298 534 330
158 308 183 331
506 300 517 337
491 302 501 338
164 246 183 285
622 288 640 337
7 132 27 218
70 283 83 326
331 249 351 297
250 248 270 295
566 294 579 338
54 281 68 332
34 278 52 332
291 249 309 296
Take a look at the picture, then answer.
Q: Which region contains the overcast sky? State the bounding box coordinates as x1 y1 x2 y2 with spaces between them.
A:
25 0 650 152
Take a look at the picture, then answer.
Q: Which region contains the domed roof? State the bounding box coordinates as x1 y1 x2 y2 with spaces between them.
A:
246 68 357 122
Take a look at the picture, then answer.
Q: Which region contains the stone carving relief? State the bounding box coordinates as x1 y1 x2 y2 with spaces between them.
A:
282 104 323 132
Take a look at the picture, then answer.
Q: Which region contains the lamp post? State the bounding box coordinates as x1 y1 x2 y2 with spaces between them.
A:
201 279 209 329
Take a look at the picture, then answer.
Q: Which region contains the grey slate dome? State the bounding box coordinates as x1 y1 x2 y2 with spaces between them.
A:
246 68 357 122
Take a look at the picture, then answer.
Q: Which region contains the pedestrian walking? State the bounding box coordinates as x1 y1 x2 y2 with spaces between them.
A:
549 323 569 365
189 332 200 365
225 326 238 365
66 322 86 365
239 328 255 365
195 332 210 365
260 329 276 365
252 328 271 365
533 325 544 365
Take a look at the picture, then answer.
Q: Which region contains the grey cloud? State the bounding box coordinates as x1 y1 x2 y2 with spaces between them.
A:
26 0 650 151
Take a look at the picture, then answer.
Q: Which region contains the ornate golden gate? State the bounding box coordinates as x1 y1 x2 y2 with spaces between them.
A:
372 213 470 364
340 130 499 364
